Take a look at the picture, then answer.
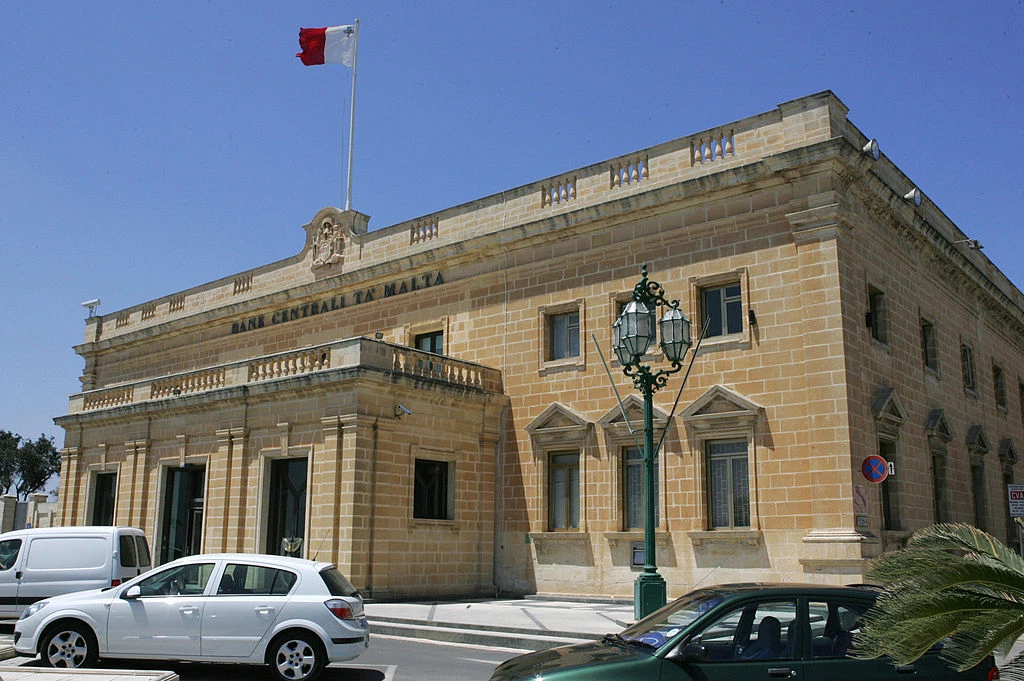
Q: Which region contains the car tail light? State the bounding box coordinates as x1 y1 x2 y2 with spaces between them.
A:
988 665 999 681
111 579 121 587
325 599 355 620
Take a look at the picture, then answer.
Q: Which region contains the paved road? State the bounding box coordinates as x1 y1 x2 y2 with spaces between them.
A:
6 634 524 681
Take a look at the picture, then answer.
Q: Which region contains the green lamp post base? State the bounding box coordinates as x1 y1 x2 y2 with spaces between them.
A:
634 571 667 620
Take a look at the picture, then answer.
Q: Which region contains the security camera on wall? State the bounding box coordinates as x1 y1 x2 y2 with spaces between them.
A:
394 404 413 419
80 298 101 317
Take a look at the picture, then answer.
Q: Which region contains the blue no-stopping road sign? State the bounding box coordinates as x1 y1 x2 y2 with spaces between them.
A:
861 455 888 483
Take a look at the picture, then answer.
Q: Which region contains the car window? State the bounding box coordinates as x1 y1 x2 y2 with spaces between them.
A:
692 600 797 661
136 562 215 596
808 599 870 659
135 536 152 568
320 566 359 597
0 539 20 570
120 534 138 568
218 563 297 596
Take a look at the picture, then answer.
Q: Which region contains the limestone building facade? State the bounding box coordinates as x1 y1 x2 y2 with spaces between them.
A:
56 91 1024 599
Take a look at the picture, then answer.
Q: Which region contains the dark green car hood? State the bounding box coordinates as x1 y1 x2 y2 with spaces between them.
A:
491 640 653 681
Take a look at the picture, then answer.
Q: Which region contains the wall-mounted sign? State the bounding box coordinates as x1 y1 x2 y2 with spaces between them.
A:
861 455 888 483
1009 485 1024 518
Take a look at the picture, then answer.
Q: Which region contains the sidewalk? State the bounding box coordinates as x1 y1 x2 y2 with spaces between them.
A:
364 596 636 650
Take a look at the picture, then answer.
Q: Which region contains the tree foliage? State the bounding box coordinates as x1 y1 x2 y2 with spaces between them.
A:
0 430 61 499
853 521 1024 679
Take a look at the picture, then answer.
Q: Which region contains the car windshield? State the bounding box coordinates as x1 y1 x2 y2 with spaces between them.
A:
618 589 725 649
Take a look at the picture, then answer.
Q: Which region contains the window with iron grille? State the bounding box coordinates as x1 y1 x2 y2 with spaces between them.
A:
707 440 749 529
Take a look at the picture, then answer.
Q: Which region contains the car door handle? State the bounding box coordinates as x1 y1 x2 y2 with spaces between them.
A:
255 606 275 616
768 668 796 678
179 606 198 615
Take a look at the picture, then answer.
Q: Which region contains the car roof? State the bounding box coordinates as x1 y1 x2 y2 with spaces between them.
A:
695 582 883 598
162 552 335 572
0 525 144 539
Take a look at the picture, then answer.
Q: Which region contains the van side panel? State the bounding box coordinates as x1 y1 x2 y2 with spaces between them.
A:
17 536 111 609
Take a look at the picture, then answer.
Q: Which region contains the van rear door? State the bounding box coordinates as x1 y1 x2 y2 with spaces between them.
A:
116 531 152 585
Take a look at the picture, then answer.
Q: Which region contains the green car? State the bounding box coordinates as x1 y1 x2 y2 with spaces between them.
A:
489 584 999 681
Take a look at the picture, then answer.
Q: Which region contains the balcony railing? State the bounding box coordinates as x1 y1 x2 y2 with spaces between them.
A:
70 338 502 413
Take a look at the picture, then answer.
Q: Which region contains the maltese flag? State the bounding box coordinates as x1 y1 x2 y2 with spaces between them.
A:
296 25 356 66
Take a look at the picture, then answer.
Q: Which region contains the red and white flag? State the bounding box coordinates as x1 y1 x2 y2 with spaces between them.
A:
296 25 356 66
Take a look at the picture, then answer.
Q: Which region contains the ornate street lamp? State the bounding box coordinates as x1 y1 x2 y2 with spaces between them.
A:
613 264 692 619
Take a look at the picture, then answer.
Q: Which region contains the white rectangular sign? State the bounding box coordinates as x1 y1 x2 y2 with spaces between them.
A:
1008 484 1024 517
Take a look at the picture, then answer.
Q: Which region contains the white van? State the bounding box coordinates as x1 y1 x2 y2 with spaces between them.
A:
0 526 152 618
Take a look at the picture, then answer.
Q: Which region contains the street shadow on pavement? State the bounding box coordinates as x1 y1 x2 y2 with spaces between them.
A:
13 657 386 681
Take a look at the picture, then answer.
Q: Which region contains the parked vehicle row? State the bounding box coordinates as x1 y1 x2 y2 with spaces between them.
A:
0 528 1003 681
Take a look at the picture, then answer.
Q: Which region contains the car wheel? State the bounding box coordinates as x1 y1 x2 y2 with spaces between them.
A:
41 621 98 669
267 630 326 681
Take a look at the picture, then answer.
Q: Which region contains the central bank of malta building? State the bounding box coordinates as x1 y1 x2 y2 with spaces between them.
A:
56 92 1024 600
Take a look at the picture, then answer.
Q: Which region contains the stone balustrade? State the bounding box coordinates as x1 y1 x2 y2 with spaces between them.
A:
151 367 227 398
82 385 134 411
72 338 501 413
248 348 330 382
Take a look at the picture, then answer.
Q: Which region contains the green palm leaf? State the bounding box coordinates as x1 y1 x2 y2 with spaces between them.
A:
853 522 1024 673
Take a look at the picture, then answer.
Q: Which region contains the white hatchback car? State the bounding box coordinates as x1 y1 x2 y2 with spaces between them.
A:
14 552 369 681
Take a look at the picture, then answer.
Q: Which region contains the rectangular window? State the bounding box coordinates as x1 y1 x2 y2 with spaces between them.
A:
994 363 1007 409
413 459 451 520
972 461 987 530
623 447 658 529
867 286 887 343
921 319 938 372
880 439 900 531
707 440 749 529
962 344 977 393
931 451 949 523
91 471 117 526
415 330 443 355
702 283 743 338
548 311 580 360
548 451 579 530
1020 381 1024 424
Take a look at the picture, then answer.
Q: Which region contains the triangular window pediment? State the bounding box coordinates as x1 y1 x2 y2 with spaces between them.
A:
681 385 763 433
871 388 906 426
598 395 669 440
924 409 954 443
525 402 591 449
1000 438 1018 466
966 424 990 456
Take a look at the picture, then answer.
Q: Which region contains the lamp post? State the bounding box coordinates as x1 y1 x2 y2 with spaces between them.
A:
612 264 692 620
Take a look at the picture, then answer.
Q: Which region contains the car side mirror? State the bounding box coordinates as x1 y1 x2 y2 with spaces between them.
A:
123 585 142 600
667 639 707 663
680 640 708 662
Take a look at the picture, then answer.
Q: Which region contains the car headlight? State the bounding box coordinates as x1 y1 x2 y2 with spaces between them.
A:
20 601 49 620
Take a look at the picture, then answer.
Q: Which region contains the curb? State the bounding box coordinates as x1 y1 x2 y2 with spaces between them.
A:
369 618 595 651
0 668 179 680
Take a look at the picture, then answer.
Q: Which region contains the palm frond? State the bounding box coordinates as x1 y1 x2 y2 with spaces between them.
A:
855 522 1024 671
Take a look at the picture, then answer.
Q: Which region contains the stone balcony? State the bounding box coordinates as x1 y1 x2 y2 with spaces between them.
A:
65 338 503 416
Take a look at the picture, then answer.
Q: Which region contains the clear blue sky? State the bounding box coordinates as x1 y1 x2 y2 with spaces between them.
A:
1 1 1021 446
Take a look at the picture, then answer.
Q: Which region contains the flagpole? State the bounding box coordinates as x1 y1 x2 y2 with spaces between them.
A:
344 19 359 211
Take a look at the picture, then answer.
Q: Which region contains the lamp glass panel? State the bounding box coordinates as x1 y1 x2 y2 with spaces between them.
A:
660 308 691 362
621 301 654 357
